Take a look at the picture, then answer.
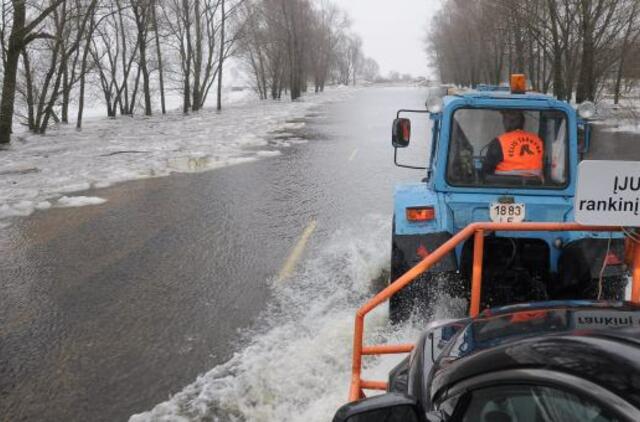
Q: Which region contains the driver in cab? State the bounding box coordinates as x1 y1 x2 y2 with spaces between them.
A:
482 110 544 178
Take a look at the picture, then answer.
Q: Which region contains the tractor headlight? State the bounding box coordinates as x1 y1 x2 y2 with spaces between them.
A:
426 96 444 114
577 101 596 119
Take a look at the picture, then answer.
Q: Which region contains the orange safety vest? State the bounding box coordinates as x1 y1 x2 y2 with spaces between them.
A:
495 130 543 176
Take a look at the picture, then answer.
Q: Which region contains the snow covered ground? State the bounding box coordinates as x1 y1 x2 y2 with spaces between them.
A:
0 87 354 227
596 95 640 133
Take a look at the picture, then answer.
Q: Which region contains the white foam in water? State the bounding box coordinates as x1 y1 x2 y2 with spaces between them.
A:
130 215 435 422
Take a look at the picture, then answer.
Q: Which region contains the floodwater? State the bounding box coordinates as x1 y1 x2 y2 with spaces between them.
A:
2 87 638 422
0 87 432 421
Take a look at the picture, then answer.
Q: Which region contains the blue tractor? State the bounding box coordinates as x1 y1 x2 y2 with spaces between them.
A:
389 77 627 322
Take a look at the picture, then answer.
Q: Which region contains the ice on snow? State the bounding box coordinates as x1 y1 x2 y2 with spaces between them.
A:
0 88 352 225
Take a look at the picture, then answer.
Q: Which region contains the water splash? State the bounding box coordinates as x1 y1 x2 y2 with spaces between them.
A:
130 215 459 422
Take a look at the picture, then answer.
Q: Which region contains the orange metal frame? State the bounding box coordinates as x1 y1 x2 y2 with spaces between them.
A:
349 222 640 402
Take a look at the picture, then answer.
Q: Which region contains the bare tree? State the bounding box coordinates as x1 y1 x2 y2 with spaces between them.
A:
0 0 359 144
614 2 640 103
359 56 380 82
0 0 66 144
76 0 101 128
426 0 640 103
216 0 225 110
131 0 153 116
239 0 362 100
150 0 166 114
91 1 140 117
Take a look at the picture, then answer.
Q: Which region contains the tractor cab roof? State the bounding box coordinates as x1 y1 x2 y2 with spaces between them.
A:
443 90 558 107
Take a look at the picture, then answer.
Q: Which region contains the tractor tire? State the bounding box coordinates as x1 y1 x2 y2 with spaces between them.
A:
388 217 464 323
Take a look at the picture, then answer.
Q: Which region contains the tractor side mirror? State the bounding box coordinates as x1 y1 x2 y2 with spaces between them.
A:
333 393 426 422
392 118 411 148
578 123 591 156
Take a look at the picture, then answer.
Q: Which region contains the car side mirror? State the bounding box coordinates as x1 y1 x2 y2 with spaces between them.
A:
392 118 411 148
333 393 425 422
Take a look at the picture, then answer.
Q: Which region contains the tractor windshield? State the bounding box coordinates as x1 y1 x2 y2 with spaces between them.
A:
447 108 569 189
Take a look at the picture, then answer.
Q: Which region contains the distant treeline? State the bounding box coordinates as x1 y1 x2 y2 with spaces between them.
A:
426 0 640 103
0 0 379 145
239 0 380 100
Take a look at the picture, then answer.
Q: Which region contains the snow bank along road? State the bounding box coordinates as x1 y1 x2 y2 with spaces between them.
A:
0 87 353 227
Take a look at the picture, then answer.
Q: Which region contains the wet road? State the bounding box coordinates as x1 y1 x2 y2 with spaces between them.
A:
2 87 639 422
0 87 430 421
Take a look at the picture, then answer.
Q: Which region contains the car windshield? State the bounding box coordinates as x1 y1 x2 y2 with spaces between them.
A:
447 108 569 189
462 385 622 422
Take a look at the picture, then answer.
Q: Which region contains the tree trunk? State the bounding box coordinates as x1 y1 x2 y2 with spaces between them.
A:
513 18 525 73
152 1 166 114
133 2 152 116
129 65 142 115
0 1 25 144
21 49 36 131
77 14 97 129
39 59 66 133
547 0 565 99
576 28 595 103
61 60 70 123
116 0 130 114
614 5 638 105
182 0 192 113
191 0 202 111
216 0 225 111
34 4 66 133
139 38 152 116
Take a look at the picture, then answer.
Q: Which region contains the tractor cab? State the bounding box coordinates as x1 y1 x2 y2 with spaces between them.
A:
388 75 625 322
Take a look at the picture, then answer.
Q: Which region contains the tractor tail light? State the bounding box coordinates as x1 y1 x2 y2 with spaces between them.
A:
406 207 435 222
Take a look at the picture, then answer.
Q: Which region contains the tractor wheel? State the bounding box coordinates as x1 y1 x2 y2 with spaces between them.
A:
389 229 467 323
389 223 416 324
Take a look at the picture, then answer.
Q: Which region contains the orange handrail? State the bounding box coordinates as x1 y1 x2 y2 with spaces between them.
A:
349 222 638 402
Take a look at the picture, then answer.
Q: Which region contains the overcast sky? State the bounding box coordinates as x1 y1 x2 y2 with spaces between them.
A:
335 0 443 78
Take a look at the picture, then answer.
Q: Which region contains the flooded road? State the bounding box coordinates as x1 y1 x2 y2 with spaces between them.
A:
0 87 431 421
2 87 639 422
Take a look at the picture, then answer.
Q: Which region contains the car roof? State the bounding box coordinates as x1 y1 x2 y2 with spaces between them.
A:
428 301 640 404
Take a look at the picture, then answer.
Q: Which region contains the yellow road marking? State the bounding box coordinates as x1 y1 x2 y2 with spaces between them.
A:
349 148 359 161
277 219 317 283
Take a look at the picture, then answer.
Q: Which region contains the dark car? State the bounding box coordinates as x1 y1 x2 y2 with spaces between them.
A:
334 301 640 422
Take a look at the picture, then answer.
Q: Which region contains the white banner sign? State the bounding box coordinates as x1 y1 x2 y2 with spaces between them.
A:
575 160 640 226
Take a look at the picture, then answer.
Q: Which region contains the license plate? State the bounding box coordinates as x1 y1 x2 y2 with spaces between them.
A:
490 203 525 223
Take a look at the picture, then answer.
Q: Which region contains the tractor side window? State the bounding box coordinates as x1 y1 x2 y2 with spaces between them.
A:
447 109 569 189
460 385 622 422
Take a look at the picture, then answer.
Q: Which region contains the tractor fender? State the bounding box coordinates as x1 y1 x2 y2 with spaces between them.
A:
391 232 458 281
394 184 449 236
